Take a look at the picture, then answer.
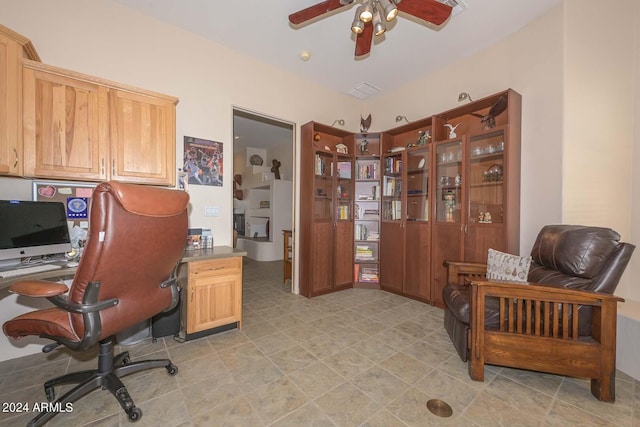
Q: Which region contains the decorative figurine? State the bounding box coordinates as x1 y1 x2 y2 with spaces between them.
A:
271 159 281 179
360 114 372 133
444 191 456 222
359 138 369 154
416 130 431 146
233 174 243 200
444 123 461 139
471 93 508 129
336 143 348 154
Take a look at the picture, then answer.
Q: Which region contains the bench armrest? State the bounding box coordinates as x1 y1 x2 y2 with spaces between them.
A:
444 260 487 285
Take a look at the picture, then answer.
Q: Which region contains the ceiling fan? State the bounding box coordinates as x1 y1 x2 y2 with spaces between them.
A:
289 0 453 57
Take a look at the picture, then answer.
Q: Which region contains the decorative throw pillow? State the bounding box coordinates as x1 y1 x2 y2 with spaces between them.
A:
486 248 531 282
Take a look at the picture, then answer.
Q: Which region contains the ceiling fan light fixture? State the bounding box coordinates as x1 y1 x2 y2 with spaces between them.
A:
372 8 386 36
377 0 398 21
359 0 374 22
351 7 365 33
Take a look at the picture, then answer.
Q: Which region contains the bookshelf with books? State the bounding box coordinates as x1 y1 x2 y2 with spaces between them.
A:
353 133 381 288
380 120 433 302
298 90 520 303
300 121 355 298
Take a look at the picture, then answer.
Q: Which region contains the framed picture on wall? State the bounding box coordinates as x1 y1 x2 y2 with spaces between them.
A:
183 136 224 186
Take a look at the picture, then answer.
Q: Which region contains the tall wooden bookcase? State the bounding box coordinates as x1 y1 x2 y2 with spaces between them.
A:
380 118 433 302
430 89 521 306
353 133 381 288
299 89 521 304
299 122 354 298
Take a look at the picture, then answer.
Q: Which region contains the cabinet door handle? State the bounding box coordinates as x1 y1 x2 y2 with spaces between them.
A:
190 288 194 302
13 148 18 168
101 158 105 175
112 159 116 176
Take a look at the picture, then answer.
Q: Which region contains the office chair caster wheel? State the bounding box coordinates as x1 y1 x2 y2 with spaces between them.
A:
126 407 142 422
45 386 55 402
166 363 178 375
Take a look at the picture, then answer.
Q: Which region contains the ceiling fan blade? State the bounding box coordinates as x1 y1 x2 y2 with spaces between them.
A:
289 0 353 25
396 0 452 25
355 22 374 57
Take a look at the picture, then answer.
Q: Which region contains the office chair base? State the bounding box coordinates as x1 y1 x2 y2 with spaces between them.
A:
28 338 178 427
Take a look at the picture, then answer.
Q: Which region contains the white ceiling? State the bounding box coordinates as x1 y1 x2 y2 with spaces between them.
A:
111 0 561 148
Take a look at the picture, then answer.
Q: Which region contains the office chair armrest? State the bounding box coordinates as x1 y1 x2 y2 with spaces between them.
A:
47 295 118 314
9 280 68 298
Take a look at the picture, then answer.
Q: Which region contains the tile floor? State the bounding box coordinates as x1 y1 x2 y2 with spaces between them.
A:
0 259 639 426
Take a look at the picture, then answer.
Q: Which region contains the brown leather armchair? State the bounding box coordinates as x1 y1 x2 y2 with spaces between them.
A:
3 181 189 426
443 225 635 401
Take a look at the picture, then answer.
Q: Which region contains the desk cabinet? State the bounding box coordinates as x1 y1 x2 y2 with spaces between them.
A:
180 256 242 339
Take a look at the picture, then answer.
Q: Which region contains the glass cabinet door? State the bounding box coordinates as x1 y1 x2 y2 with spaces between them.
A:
406 147 429 221
468 130 505 224
381 152 403 221
313 151 333 220
435 141 462 223
335 155 353 221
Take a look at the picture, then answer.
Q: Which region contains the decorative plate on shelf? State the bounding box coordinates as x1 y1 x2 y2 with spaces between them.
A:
418 158 426 169
249 154 264 166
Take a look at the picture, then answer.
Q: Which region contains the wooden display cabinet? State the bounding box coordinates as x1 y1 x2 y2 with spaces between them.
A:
353 133 381 288
299 122 354 298
0 25 39 177
430 89 521 307
180 256 243 340
297 89 520 304
379 118 433 302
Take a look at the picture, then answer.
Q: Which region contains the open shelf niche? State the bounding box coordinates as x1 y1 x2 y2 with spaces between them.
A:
233 147 292 261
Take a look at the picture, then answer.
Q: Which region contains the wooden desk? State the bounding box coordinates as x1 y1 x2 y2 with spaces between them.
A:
283 229 292 284
1 247 247 292
0 262 76 291
1 247 248 343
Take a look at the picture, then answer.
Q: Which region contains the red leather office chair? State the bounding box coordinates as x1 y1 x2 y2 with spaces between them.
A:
3 181 189 426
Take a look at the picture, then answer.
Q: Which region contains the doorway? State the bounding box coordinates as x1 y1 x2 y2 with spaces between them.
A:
232 108 295 287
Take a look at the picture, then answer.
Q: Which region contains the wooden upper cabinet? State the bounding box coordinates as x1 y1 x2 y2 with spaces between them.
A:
22 61 109 181
109 89 176 186
21 59 178 186
0 25 39 177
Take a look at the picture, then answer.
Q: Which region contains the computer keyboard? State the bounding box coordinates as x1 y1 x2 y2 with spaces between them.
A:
0 264 62 279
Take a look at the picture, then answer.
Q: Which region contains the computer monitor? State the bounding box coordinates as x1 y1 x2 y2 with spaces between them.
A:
0 200 72 264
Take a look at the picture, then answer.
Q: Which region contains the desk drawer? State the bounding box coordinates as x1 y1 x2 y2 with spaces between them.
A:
189 257 241 278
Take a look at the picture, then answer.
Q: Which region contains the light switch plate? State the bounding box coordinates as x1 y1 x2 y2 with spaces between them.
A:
204 206 220 217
